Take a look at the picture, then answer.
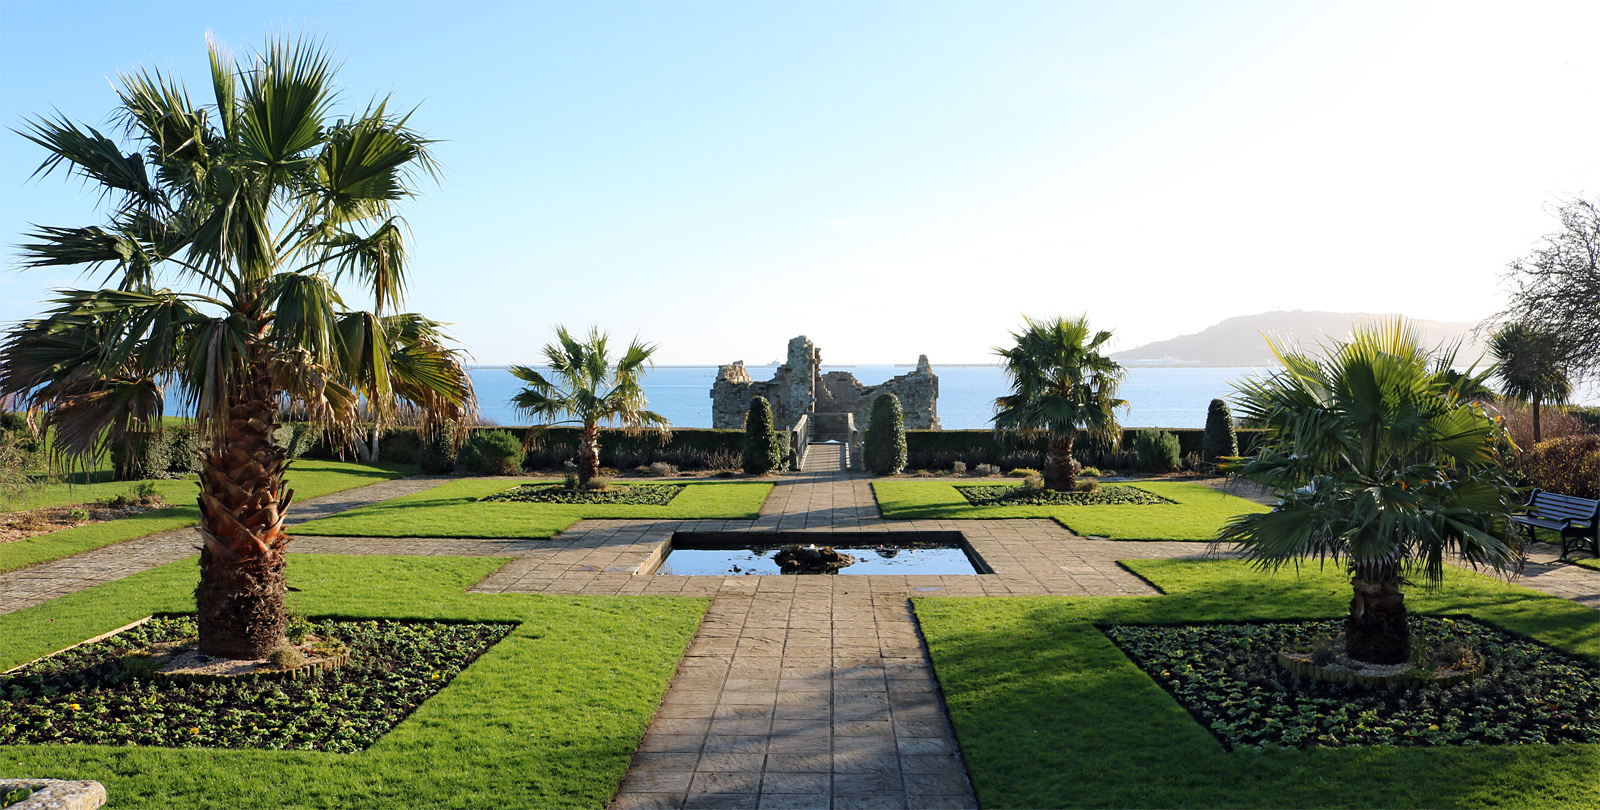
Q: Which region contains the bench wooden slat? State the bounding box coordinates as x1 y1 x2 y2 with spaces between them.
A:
1518 490 1600 561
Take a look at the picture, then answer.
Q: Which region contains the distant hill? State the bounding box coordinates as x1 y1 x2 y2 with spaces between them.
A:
1111 311 1489 367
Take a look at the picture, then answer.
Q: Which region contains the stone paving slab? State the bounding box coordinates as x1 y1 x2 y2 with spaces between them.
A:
0 475 452 615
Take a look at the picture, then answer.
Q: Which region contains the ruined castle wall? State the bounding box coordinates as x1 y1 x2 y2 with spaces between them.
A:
710 339 939 434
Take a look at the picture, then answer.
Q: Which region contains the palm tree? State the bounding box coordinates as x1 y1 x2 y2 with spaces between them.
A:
1214 320 1520 665
993 315 1126 491
510 326 670 485
0 37 475 660
1489 322 1572 445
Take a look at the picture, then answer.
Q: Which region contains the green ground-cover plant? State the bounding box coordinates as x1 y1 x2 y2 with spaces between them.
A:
874 479 1268 540
0 554 706 809
958 483 1171 507
1104 615 1597 750
295 478 772 539
481 483 683 506
914 558 1599 810
2 615 514 751
0 461 414 573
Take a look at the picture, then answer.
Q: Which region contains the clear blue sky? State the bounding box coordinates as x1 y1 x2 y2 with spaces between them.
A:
3 1 1597 364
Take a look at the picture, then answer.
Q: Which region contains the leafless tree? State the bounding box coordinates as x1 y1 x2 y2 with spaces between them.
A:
1496 196 1600 381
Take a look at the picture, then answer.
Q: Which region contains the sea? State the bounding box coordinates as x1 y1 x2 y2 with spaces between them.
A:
468 365 1280 430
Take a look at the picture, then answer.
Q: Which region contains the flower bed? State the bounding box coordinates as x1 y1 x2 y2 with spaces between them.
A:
480 483 683 506
958 483 1172 507
1102 616 1600 750
0 615 514 752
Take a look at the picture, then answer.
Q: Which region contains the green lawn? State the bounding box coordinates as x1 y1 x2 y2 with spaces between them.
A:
294 478 773 538
915 560 1599 810
0 461 416 574
873 479 1270 540
0 554 706 809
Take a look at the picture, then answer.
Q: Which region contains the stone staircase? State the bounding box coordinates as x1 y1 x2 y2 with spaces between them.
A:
808 411 852 443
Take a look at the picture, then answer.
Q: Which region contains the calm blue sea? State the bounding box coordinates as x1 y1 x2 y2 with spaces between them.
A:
469 365 1274 430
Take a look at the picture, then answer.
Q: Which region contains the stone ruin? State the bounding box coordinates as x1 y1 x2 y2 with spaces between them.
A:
709 336 940 435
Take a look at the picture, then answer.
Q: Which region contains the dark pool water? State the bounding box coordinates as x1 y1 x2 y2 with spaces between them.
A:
657 544 981 576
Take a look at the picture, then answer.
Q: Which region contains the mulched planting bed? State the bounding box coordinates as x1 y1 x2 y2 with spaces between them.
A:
1103 615 1600 750
959 483 1173 507
0 501 167 544
0 615 514 753
480 483 684 505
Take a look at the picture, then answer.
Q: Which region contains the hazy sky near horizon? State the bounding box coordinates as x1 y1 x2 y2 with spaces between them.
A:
2 0 1597 364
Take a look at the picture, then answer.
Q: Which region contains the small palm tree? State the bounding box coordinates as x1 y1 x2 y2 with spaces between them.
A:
1489 322 1572 444
510 326 670 484
993 315 1126 491
0 36 475 659
1215 320 1520 664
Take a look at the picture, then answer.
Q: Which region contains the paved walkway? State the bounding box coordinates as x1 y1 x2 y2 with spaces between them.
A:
0 475 451 614
4 464 1597 809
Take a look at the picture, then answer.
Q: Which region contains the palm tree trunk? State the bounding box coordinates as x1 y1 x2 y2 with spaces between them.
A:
1532 398 1542 444
1044 433 1078 492
194 337 293 659
577 423 601 485
1346 562 1409 664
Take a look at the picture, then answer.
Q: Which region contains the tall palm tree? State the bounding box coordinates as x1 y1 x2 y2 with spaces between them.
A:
1489 322 1572 445
1214 320 1520 665
0 37 475 660
510 326 670 485
993 315 1126 491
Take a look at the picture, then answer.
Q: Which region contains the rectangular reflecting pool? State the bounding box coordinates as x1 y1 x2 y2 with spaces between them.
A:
652 531 989 576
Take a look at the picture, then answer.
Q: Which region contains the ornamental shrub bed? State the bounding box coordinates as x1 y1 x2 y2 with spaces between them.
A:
0 615 514 753
480 483 684 505
959 483 1173 507
1103 616 1600 751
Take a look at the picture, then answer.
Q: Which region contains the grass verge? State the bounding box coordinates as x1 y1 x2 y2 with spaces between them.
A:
874 479 1269 540
294 478 773 538
0 554 706 809
0 461 416 574
914 559 1599 809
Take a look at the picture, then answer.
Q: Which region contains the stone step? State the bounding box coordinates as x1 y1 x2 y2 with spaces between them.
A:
802 442 846 472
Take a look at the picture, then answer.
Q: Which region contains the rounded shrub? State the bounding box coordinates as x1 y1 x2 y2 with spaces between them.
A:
1521 434 1600 498
461 429 523 475
1133 429 1182 473
863 393 908 476
110 430 170 481
418 421 459 474
742 396 783 475
1202 398 1238 467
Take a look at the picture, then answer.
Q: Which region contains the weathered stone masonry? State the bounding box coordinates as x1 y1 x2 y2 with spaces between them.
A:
710 335 939 433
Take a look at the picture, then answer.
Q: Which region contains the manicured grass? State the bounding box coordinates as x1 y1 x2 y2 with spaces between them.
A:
0 554 707 809
873 479 1270 540
294 478 773 538
914 560 1599 809
1572 556 1600 572
3 476 198 512
0 461 417 574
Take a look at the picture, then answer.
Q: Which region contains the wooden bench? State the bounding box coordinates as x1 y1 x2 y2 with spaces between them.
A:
1512 489 1600 561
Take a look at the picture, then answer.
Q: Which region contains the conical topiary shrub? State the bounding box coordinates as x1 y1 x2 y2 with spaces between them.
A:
1203 398 1238 468
863 393 907 476
742 396 783 474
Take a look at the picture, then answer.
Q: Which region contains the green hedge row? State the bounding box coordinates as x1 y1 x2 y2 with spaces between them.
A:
352 425 748 472
902 428 1265 472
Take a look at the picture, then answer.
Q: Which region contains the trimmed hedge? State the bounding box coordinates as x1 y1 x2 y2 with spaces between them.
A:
902 427 1265 472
